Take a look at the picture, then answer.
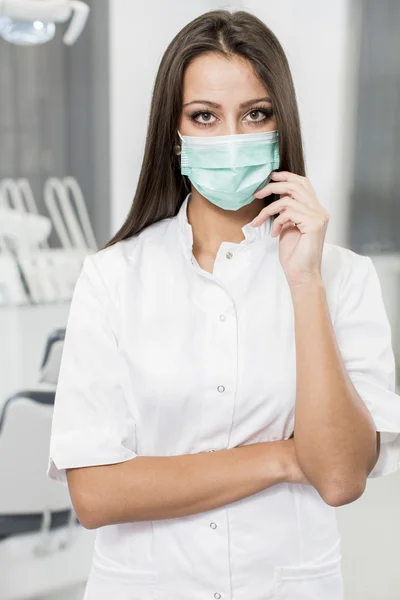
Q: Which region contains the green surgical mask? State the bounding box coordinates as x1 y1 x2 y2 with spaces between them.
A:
178 130 280 211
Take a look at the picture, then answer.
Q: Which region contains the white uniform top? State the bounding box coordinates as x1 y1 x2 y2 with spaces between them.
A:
47 192 400 600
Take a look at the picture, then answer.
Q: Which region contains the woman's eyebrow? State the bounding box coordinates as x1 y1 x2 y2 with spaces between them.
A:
182 97 272 109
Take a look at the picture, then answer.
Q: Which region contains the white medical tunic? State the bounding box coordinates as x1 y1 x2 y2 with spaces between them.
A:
47 193 400 600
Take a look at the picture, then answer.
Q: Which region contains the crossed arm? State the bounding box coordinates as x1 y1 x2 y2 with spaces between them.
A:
289 278 379 506
66 279 380 529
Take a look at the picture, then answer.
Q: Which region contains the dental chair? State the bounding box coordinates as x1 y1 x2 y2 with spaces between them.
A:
0 328 95 600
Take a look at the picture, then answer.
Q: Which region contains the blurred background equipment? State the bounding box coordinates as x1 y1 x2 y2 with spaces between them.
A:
0 2 106 598
0 230 28 306
0 328 95 600
0 177 96 305
0 0 90 45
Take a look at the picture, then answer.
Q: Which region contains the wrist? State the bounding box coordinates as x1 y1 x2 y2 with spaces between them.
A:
274 440 294 484
289 276 325 298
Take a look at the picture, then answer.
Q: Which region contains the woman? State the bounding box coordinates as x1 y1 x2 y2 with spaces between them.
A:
47 9 400 600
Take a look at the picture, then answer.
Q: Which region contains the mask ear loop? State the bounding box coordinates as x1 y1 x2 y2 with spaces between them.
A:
175 130 183 155
174 134 190 193
174 134 182 159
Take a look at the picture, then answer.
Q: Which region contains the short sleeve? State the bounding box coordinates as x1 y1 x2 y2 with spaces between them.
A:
334 252 400 478
46 253 138 486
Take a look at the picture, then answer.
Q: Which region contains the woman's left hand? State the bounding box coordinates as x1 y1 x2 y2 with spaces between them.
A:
250 171 329 288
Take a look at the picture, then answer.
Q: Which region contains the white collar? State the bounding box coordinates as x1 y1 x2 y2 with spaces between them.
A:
177 193 274 261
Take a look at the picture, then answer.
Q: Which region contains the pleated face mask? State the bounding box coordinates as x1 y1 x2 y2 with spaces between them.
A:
178 130 280 211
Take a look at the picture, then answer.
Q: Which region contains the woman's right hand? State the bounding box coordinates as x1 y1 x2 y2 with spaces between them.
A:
280 438 312 485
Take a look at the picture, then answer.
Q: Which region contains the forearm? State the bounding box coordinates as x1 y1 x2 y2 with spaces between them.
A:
290 278 378 505
69 440 287 529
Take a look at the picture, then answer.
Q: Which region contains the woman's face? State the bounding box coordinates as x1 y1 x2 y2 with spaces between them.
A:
179 52 277 137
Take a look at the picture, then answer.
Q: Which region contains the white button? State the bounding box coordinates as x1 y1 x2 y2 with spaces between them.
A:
226 252 233 259
214 594 221 599
217 385 225 393
219 314 226 321
210 522 217 529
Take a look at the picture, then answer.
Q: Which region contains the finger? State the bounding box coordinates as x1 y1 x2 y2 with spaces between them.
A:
270 170 314 193
271 209 307 235
273 208 327 234
251 196 312 227
253 181 311 206
251 196 292 226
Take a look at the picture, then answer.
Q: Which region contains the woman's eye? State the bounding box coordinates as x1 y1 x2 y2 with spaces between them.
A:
192 112 216 125
246 110 268 122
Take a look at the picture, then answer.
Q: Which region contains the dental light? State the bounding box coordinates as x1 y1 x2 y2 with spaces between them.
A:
0 0 89 45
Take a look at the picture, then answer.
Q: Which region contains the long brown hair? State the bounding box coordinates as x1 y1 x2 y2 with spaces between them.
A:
105 9 305 249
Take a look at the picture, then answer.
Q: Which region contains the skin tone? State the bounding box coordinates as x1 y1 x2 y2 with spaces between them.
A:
178 52 277 268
